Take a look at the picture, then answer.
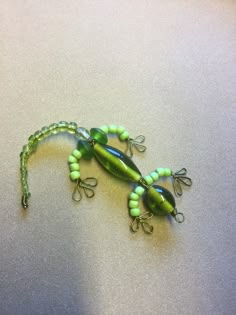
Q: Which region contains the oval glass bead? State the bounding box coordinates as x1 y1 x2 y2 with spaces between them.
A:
90 128 108 144
93 143 142 182
77 140 94 160
143 185 176 216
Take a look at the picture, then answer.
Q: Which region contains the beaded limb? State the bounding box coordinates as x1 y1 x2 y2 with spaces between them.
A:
99 124 146 157
129 167 190 233
20 121 78 208
129 168 172 216
68 149 97 201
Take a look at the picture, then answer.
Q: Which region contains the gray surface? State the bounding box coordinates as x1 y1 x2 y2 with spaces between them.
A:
1 1 236 314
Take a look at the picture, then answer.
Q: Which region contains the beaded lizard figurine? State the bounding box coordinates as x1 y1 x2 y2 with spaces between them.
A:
20 122 192 234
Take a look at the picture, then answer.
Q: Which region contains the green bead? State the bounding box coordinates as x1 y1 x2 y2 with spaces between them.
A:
164 168 172 177
34 130 43 140
108 124 118 133
99 125 109 134
70 171 80 181
150 171 159 181
144 175 153 186
70 163 80 171
68 155 78 163
49 123 59 134
68 122 78 134
129 200 139 208
130 208 141 217
135 186 145 196
77 140 94 160
117 126 126 135
58 121 68 132
22 144 31 155
90 128 108 144
72 149 82 160
94 143 142 182
119 130 129 141
38 127 50 140
129 192 140 201
157 168 165 177
28 135 36 143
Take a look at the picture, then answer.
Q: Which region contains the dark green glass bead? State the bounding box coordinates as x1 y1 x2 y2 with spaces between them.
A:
144 185 175 216
90 128 108 144
93 143 142 182
77 140 94 160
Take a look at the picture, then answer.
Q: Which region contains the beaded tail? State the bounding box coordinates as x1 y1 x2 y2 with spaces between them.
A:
20 121 79 208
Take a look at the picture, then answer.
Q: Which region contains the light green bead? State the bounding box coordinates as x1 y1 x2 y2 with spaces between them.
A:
41 126 50 136
130 208 141 217
22 144 31 155
157 168 165 176
58 121 68 131
119 130 129 141
72 150 82 160
144 175 153 186
49 123 59 134
134 186 145 196
28 134 36 143
164 168 172 177
150 171 159 181
108 124 118 133
99 125 109 134
68 122 78 134
70 163 80 171
117 126 126 135
129 200 139 208
70 171 80 181
68 155 78 163
129 192 140 201
34 130 43 140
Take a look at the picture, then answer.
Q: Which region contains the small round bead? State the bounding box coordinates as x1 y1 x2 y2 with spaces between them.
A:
129 200 139 208
70 163 80 171
99 125 109 134
144 175 154 186
28 135 36 143
108 124 118 133
150 171 159 181
134 186 145 196
119 130 129 141
130 208 141 217
117 126 126 135
58 121 68 132
68 122 78 134
72 150 82 160
164 168 172 177
157 168 165 177
70 171 80 181
49 123 59 134
22 144 31 154
129 192 140 201
68 155 78 163
34 130 43 140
